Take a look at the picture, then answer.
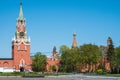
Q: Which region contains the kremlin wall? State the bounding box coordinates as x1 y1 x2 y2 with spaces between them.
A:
0 2 111 73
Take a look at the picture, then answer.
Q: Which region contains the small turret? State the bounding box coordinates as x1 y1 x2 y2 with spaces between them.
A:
72 32 77 48
52 46 58 61
53 46 56 52
107 36 112 46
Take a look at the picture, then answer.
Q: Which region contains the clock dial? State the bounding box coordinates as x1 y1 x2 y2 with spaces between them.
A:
19 32 24 37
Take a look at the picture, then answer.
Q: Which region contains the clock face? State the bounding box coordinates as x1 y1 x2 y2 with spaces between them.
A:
19 32 24 37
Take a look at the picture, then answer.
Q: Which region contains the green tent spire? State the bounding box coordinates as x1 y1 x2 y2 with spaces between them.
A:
53 46 56 52
17 2 25 21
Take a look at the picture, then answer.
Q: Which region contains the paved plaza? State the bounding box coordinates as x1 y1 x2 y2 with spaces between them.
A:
0 74 120 80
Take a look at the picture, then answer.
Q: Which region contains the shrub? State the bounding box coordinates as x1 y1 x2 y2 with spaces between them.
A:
97 69 103 75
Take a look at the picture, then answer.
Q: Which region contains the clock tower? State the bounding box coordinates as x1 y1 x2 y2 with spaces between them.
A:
12 2 31 71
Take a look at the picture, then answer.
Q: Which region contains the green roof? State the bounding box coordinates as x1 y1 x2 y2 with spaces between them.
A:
17 2 25 21
108 36 112 40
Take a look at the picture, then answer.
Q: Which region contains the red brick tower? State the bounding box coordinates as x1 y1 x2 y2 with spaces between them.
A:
12 2 31 72
46 46 59 72
72 32 77 48
52 46 58 61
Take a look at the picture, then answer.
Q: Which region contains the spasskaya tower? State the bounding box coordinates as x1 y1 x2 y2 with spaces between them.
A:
12 2 31 71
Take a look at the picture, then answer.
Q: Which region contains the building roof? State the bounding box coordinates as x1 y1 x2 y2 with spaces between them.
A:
17 2 25 21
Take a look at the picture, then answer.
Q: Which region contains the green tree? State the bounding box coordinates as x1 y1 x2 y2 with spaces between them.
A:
59 45 79 72
59 44 100 73
70 47 79 72
99 46 107 67
107 37 115 73
32 52 47 72
111 46 120 73
107 37 114 61
79 44 100 72
59 45 70 54
59 45 72 72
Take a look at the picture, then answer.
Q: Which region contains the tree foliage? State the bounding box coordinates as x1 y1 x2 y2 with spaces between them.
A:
107 37 114 61
111 46 120 73
59 45 79 72
79 44 100 72
32 52 47 72
59 44 100 73
106 37 115 73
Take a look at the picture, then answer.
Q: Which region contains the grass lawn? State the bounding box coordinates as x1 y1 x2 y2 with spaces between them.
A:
0 72 22 76
84 72 120 77
0 72 73 76
1 72 120 77
105 74 120 77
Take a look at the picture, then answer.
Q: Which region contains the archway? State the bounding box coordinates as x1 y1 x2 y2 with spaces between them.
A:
3 62 9 68
49 65 59 73
19 59 25 72
20 67 24 72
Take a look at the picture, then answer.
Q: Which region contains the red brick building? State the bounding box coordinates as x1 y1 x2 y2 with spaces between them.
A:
0 2 111 73
46 46 59 72
0 2 60 73
0 3 32 72
71 33 111 72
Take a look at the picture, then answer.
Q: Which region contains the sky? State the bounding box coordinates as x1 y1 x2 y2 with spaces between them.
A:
0 0 120 58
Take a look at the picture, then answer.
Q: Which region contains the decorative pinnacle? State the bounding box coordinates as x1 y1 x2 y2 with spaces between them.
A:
17 2 25 20
53 46 56 52
20 2 22 6
73 32 76 37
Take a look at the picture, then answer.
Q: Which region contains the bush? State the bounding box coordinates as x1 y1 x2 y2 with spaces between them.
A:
97 65 108 75
96 69 108 75
97 69 103 75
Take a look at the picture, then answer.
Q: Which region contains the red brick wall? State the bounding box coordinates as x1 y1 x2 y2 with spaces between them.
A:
0 60 13 68
12 42 32 71
46 58 59 72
